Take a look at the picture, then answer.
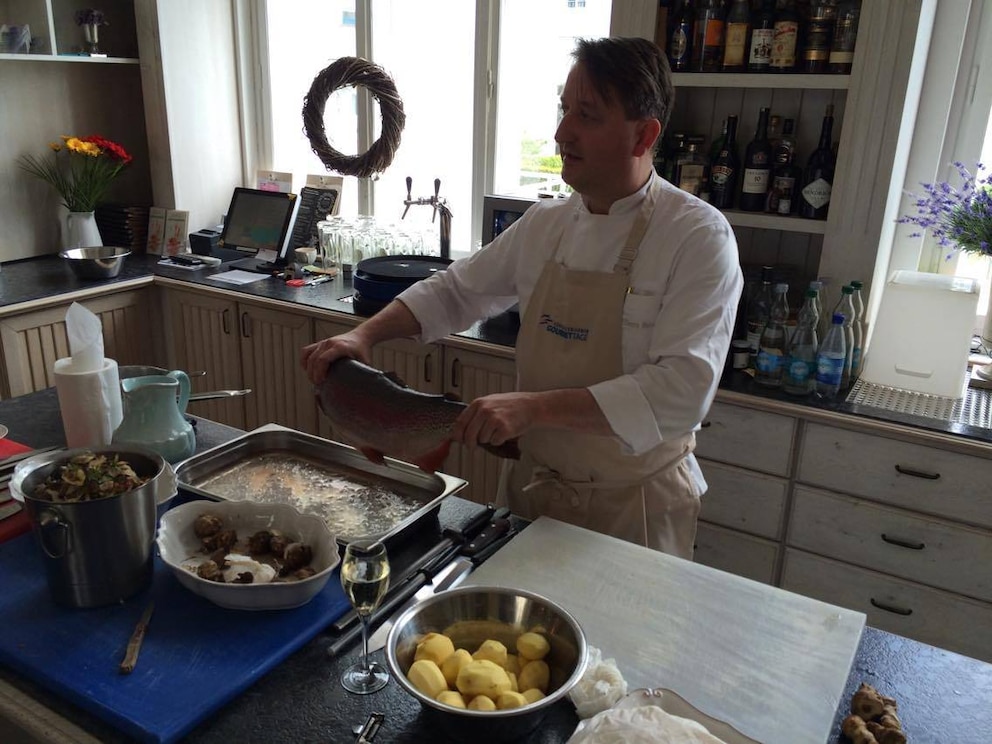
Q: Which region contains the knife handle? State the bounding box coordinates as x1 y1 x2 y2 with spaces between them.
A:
462 516 511 557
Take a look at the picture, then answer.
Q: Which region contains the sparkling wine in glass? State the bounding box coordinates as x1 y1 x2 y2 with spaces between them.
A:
340 538 391 694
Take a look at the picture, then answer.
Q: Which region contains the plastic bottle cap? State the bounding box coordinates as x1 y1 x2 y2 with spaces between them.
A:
832 312 845 323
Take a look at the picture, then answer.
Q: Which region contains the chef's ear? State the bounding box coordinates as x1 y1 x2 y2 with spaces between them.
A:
633 118 662 158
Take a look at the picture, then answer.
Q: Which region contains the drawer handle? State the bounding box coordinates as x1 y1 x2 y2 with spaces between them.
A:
894 464 940 480
222 309 231 335
424 353 433 384
870 598 913 616
700 421 711 428
881 534 926 551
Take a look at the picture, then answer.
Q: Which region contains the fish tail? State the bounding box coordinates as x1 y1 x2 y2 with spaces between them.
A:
414 439 453 474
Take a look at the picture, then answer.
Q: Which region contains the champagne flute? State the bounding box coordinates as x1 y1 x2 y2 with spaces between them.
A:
340 538 391 694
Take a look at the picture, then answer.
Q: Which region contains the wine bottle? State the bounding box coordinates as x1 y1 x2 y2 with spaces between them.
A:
747 0 777 72
668 0 695 72
709 115 740 209
692 0 726 72
829 0 861 74
766 118 800 214
722 0 751 72
801 0 836 73
770 0 800 73
739 107 772 212
798 104 835 219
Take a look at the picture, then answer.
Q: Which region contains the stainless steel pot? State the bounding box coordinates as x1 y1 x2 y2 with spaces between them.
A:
10 446 177 608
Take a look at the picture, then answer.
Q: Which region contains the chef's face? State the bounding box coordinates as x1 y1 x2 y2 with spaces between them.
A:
555 63 657 214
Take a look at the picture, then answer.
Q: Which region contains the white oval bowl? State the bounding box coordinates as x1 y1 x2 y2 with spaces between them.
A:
157 500 340 610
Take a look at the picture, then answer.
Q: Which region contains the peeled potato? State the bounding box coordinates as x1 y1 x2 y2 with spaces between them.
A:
467 694 497 711
436 690 467 709
415 632 456 666
504 653 521 675
440 648 473 688
496 690 528 710
472 639 508 667
522 688 546 704
518 659 550 693
408 659 448 700
516 632 550 661
507 670 518 693
456 659 512 700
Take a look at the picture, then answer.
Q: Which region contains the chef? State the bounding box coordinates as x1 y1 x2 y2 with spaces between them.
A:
302 37 742 559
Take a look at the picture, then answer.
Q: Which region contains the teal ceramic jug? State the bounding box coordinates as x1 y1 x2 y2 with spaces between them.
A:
112 372 195 463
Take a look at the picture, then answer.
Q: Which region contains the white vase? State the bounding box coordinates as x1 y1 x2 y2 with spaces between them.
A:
62 211 103 251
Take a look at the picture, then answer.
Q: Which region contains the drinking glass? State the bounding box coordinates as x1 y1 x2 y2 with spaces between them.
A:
340 538 391 694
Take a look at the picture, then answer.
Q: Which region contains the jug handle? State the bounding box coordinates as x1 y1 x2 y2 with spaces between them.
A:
168 370 191 413
39 508 70 559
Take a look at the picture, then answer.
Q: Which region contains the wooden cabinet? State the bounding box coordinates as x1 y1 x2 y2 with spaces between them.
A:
439 344 517 505
0 288 160 397
697 401 797 476
694 522 779 585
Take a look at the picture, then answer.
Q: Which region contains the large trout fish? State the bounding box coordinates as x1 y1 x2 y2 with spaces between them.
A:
316 358 520 473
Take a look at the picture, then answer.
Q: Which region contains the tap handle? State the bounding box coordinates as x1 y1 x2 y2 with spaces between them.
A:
431 178 441 223
434 178 441 199
406 176 413 201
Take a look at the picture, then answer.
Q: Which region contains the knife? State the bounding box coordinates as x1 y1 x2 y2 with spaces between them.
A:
329 502 497 634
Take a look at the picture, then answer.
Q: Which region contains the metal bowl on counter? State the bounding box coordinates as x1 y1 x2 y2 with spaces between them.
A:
9 446 177 608
60 246 131 280
385 586 588 744
156 500 341 611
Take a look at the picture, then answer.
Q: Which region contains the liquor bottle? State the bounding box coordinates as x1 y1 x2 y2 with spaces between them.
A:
709 118 728 164
756 283 789 387
831 285 857 389
784 289 820 395
692 0 726 72
829 0 861 74
655 0 672 52
766 118 800 214
675 142 709 197
816 312 847 398
770 0 800 73
849 279 868 379
739 107 772 212
747 0 777 72
746 265 775 365
722 0 751 72
798 104 835 219
659 131 688 182
668 0 695 72
801 0 836 73
767 114 783 150
709 115 739 209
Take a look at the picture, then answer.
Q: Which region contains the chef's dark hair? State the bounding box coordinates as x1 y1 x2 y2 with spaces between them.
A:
571 37 675 134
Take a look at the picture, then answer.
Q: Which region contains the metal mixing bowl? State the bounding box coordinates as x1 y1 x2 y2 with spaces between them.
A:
385 585 588 743
60 246 131 280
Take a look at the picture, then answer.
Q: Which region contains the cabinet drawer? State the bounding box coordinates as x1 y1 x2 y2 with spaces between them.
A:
696 402 796 476
798 423 992 529
697 458 788 539
789 487 992 602
694 522 778 585
782 549 992 663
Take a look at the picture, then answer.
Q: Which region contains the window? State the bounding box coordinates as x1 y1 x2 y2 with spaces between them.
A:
251 0 612 257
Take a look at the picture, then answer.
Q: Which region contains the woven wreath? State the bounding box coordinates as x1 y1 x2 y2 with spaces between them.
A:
302 57 405 178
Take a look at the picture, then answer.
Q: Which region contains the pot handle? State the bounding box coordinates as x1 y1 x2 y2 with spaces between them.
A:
168 370 191 414
38 507 70 559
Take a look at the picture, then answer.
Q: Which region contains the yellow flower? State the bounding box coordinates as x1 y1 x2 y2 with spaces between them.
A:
78 141 101 157
48 142 62 152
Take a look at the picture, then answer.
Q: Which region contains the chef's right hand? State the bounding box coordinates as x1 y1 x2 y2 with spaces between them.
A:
300 332 371 385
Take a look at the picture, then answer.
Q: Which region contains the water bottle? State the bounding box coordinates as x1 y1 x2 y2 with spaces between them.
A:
784 289 819 395
808 280 823 333
831 285 857 389
746 266 775 367
816 313 847 398
850 279 867 380
756 283 789 387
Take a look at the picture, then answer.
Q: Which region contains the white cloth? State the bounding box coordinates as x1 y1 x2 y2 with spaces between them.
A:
399 174 742 468
567 706 727 744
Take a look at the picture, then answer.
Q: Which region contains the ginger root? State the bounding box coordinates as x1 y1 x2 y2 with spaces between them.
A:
845 683 906 744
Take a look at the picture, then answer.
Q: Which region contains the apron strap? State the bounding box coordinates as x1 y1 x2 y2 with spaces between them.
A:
612 176 661 275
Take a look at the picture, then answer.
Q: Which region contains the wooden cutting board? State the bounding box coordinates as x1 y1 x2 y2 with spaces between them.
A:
465 518 865 744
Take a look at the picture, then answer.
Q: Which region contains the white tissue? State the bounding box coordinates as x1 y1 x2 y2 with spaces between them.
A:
65 302 105 373
567 706 726 744
568 646 629 720
54 304 122 448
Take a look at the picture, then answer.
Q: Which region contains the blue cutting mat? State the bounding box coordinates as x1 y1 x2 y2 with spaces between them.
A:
0 532 352 743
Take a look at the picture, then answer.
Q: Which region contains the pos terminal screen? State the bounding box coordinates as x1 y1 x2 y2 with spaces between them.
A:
220 188 297 257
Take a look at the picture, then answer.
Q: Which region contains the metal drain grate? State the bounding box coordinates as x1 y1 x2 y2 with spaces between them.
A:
847 378 992 427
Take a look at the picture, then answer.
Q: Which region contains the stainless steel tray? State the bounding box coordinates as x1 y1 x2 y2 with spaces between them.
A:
173 425 467 545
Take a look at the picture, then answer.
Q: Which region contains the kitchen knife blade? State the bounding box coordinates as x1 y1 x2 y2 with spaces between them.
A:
329 503 497 634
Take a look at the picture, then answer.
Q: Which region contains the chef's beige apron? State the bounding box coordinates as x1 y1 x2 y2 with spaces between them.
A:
498 179 700 558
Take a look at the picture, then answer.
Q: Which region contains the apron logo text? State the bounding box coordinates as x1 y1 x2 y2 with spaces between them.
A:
539 314 589 341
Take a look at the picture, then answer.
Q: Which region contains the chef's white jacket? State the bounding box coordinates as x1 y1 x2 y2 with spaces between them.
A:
399 174 743 480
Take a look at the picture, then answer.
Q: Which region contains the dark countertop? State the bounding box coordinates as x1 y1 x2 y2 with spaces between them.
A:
1 390 991 743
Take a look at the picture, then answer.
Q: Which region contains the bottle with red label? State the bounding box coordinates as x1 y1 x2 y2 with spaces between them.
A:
769 0 800 72
692 0 725 72
747 0 776 72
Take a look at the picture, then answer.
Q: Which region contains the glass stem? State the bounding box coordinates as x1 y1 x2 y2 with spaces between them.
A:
359 614 371 678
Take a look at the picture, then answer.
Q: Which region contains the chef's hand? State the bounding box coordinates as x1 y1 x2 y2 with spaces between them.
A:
300 332 372 386
453 392 539 448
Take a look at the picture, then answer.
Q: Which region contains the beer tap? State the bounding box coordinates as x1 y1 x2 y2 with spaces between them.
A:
402 176 453 260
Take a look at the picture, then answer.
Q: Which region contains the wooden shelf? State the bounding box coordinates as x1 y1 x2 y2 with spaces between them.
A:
722 210 828 234
0 53 138 64
672 72 850 90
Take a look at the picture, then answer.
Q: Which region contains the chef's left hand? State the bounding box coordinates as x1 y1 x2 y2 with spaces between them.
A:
453 392 538 448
